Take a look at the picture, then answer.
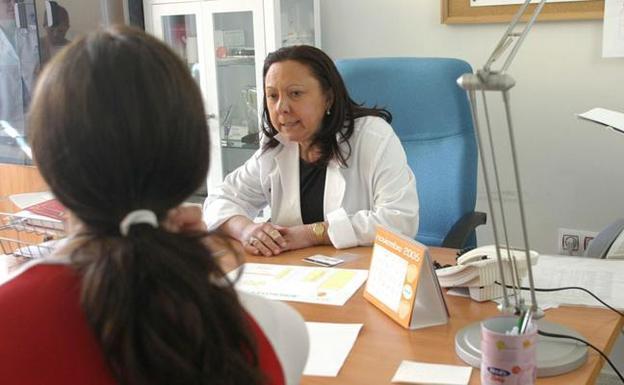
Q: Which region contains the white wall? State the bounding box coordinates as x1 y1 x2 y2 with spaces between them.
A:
320 0 624 255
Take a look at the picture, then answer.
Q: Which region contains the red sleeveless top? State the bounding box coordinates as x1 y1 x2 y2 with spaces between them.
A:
0 264 284 385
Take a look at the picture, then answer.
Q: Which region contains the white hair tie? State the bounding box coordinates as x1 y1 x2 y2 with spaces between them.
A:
119 209 158 236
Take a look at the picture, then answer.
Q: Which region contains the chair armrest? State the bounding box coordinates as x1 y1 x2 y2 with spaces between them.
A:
442 211 487 249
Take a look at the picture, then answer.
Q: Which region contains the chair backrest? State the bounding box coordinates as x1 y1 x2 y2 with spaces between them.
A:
336 57 478 247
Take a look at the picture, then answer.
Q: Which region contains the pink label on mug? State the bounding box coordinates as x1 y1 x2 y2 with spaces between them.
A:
481 316 537 385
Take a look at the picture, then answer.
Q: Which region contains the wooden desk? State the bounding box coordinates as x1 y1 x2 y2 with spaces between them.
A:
0 164 46 207
245 246 623 385
0 164 49 253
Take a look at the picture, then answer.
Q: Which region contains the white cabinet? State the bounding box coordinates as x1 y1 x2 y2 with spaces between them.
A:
143 0 320 196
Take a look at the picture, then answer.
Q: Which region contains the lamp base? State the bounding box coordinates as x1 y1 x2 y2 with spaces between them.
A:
455 319 588 377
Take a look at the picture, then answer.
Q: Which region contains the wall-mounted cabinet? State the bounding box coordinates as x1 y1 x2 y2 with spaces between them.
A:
143 0 320 197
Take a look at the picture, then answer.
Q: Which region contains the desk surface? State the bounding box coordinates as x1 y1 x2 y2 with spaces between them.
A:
245 246 623 385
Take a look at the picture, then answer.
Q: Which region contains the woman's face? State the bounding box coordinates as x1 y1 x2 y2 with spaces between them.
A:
264 60 332 145
46 21 69 45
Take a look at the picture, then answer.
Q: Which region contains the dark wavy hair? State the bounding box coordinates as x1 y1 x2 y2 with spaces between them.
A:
261 45 391 166
28 26 263 385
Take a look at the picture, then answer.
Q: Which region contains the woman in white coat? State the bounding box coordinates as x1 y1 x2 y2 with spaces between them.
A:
204 45 419 256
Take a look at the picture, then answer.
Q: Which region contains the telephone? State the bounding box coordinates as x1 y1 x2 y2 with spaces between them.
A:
436 245 538 288
435 245 539 302
584 219 624 259
457 245 539 266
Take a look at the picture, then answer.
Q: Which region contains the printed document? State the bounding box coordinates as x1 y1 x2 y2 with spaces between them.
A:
230 263 368 306
522 255 624 309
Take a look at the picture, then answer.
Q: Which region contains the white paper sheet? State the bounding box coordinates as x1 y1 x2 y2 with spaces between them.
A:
303 322 363 377
522 255 624 309
391 361 472 385
577 107 624 133
230 263 368 306
471 0 581 7
8 192 53 209
603 0 624 57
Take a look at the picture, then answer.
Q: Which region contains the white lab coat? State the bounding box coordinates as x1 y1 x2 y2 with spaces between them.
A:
0 24 38 134
203 116 419 249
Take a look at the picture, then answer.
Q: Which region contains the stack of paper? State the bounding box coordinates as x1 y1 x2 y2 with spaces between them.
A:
435 260 498 287
522 254 624 309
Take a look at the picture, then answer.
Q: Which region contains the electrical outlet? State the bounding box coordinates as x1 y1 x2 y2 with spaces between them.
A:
583 235 595 251
558 228 599 256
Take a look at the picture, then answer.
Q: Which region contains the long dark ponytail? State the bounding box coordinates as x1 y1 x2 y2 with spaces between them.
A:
29 26 263 385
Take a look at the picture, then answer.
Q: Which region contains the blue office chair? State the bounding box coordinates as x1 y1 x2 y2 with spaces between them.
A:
336 57 486 248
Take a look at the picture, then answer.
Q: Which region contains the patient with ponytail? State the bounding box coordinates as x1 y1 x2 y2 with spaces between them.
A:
0 25 308 385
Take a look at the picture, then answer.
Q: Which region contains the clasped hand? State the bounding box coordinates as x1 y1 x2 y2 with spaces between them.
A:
241 223 316 257
163 207 317 256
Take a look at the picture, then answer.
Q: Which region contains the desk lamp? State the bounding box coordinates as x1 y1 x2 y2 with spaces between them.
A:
454 0 588 376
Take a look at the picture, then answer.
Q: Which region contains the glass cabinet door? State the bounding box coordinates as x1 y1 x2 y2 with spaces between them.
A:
146 0 319 197
151 2 206 103
204 0 265 192
278 0 319 47
151 2 208 201
0 0 41 165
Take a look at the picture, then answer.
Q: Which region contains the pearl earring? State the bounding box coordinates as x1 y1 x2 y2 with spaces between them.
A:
326 108 331 116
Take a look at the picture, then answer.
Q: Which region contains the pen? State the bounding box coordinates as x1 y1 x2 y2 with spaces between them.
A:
516 310 525 332
520 309 533 334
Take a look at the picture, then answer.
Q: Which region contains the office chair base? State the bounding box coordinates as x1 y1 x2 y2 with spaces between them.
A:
455 319 588 377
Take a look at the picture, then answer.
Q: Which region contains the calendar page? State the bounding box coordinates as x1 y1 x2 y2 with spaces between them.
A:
364 226 448 329
366 244 409 313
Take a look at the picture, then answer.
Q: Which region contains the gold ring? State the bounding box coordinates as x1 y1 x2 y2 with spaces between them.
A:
269 230 280 238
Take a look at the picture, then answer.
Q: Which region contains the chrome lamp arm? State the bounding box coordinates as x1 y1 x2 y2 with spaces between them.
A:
454 0 590 377
457 0 546 317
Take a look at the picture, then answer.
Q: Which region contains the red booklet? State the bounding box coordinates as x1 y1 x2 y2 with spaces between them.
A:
24 199 66 221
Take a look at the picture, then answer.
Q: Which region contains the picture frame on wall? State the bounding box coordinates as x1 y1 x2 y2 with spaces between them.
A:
441 0 604 24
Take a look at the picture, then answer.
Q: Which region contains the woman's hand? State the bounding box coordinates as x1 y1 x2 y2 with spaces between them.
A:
279 222 330 251
246 223 331 254
163 204 206 233
221 217 330 256
278 225 316 251
241 222 288 256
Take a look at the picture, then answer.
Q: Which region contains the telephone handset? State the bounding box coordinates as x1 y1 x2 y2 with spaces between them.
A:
457 245 538 266
584 219 624 259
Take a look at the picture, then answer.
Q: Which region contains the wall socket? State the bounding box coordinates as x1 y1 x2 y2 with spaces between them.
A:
557 228 598 256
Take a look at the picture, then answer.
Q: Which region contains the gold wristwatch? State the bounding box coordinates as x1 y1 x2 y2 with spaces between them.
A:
311 222 326 242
